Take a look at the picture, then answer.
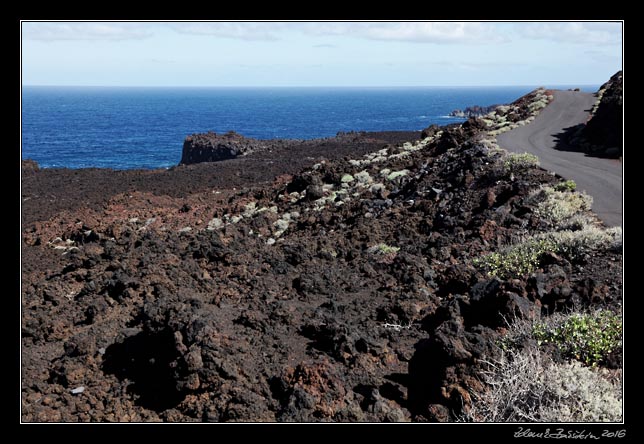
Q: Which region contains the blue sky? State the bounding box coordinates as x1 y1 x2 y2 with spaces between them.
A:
21 22 622 87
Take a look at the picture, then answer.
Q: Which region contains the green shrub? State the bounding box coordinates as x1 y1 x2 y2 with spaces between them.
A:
542 227 614 261
528 98 549 112
475 238 554 279
531 186 593 226
554 180 577 192
386 170 409 181
558 214 595 231
368 243 400 255
476 227 618 279
367 243 400 265
503 152 540 175
606 227 623 249
533 310 622 366
354 170 373 186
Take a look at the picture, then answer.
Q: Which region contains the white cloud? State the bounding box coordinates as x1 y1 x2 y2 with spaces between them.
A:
22 22 154 41
26 21 507 44
302 22 508 44
517 22 622 45
22 21 623 47
164 21 506 44
167 22 285 41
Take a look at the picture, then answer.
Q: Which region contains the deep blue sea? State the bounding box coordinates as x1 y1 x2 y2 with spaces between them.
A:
21 86 598 170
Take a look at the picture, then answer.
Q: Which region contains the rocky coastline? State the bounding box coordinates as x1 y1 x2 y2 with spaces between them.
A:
21 82 622 422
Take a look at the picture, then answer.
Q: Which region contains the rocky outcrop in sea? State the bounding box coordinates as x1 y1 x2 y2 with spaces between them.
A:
448 104 499 118
180 131 297 164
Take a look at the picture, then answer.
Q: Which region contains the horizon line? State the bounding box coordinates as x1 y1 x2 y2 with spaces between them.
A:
22 83 600 89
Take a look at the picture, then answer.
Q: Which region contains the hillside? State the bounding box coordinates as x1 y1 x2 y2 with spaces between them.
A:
580 70 623 158
21 87 622 422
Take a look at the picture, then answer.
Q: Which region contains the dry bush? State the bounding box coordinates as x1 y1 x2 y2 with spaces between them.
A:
463 346 622 422
461 315 622 422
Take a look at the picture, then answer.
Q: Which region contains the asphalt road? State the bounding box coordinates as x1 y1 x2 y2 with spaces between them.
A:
497 90 622 227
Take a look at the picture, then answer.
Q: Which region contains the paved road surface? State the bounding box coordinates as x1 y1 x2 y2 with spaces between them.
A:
497 90 622 227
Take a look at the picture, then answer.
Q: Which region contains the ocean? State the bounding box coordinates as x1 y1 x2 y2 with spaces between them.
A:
21 85 598 170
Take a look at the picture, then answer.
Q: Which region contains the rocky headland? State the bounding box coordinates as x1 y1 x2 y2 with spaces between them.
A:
180 130 420 165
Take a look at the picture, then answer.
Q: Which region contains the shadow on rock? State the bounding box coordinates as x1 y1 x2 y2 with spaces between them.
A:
553 124 621 159
552 124 586 153
102 330 186 412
